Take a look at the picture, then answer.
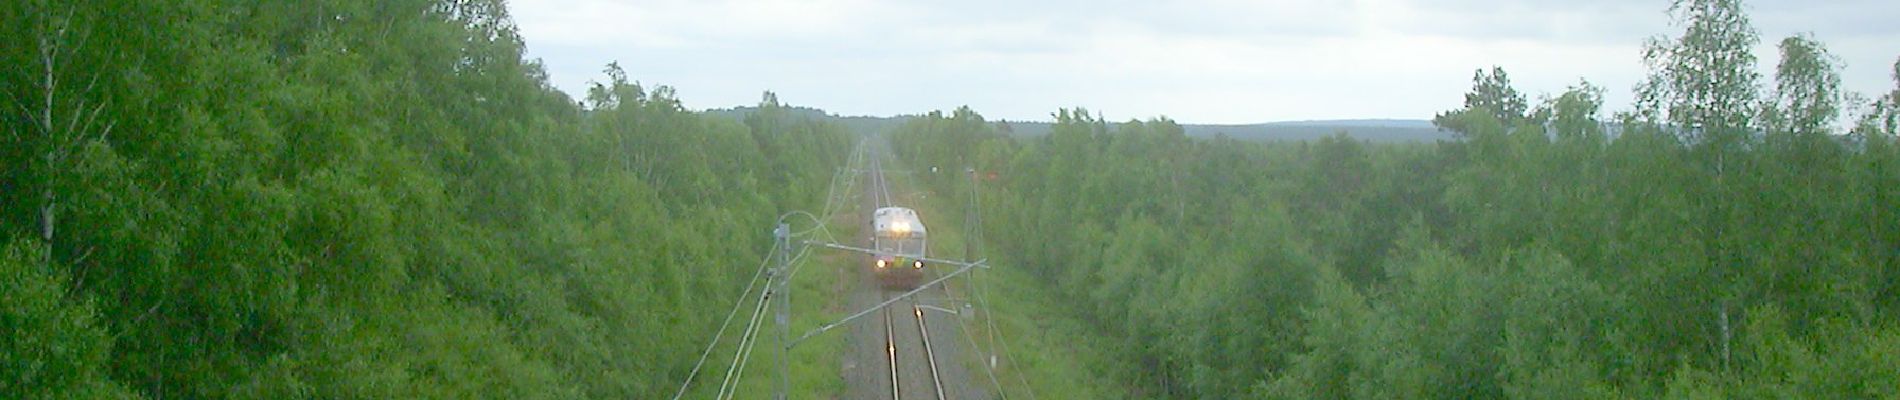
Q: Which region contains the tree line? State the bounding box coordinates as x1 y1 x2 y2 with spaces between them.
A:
891 1 1900 398
2 0 848 398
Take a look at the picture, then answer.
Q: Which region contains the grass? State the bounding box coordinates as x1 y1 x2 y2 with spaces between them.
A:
887 163 1127 400
681 155 864 399
690 235 851 399
699 146 1129 399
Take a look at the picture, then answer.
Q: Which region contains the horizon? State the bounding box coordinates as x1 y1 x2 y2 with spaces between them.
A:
512 0 1900 125
708 104 1439 125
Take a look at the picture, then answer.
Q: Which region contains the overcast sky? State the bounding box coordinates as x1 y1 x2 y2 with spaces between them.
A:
510 0 1898 124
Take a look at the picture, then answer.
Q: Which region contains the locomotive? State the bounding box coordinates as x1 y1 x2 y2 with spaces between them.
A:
871 207 927 289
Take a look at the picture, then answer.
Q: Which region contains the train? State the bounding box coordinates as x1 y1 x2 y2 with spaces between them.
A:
871 207 928 289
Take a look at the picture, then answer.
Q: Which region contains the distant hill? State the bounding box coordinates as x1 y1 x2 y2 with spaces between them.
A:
702 105 834 122
1182 119 1451 142
980 119 1450 142
703 107 1452 142
704 106 910 136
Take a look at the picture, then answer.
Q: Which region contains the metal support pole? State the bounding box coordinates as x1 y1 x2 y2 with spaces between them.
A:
965 167 983 312
773 223 791 400
966 167 978 263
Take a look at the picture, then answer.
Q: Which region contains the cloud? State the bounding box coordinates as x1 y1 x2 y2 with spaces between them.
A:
1361 0 1663 45
515 0 903 44
509 0 1900 124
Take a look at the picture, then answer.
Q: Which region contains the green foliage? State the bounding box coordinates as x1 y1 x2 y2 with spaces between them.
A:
1458 66 1530 127
886 2 1900 398
1258 264 1369 400
1638 0 1761 139
0 239 139 400
5 0 1896 398
1764 34 1843 137
0 0 848 398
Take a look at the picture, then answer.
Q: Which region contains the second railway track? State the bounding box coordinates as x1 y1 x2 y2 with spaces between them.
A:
881 284 947 400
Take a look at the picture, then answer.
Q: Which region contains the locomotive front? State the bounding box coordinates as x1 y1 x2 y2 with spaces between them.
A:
871 207 928 289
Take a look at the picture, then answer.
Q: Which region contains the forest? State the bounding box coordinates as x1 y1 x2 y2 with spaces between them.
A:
7 0 1900 399
891 2 1900 398
3 0 849 398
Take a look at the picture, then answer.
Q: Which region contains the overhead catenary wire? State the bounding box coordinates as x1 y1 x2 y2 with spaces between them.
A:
949 154 1017 400
672 244 778 400
885 137 1035 400
715 284 773 400
783 210 834 242
789 140 873 286
813 138 866 222
951 276 1009 400
970 247 1017 399
678 139 867 399
719 224 826 399
792 138 870 246
703 136 1042 398
784 239 819 285
817 138 869 223
964 165 1038 400
874 136 1027 399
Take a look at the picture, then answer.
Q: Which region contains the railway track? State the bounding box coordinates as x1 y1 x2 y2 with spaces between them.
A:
884 297 901 400
882 292 947 400
913 301 947 400
870 145 946 400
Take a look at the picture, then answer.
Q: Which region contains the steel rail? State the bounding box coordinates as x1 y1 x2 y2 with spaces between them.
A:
789 258 986 346
885 294 902 399
914 303 947 400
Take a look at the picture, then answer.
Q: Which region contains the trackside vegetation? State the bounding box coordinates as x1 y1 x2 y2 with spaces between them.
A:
2 1 849 398
7 0 1900 399
891 1 1900 398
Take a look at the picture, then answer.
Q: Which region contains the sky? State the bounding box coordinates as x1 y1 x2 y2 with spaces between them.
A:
509 0 1899 124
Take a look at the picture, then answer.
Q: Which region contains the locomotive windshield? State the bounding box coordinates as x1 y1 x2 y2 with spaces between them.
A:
872 207 928 260
875 232 926 259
